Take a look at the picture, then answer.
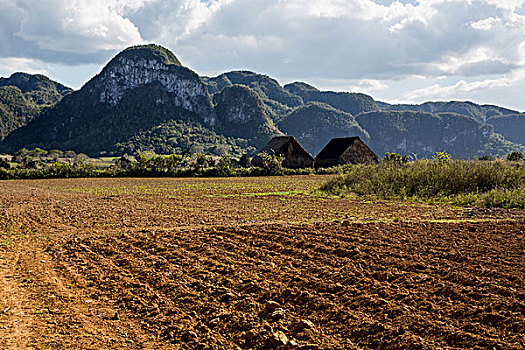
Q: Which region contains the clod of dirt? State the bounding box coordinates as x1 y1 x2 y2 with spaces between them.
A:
262 321 274 333
269 331 288 347
245 329 257 341
298 344 319 350
221 292 237 302
270 308 286 321
266 300 281 311
296 319 315 330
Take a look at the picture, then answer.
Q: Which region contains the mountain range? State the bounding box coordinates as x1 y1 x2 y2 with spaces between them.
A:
1 44 524 159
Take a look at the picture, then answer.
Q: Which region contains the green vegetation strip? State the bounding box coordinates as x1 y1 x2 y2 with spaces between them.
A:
322 160 525 209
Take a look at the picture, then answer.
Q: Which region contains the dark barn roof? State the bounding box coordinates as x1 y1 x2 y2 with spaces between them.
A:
252 136 314 169
316 137 361 160
315 137 378 168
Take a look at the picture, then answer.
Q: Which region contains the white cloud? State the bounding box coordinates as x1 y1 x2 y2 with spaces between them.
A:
469 16 501 30
350 79 389 93
484 0 525 11
0 57 49 76
14 0 144 52
1 0 525 109
404 68 525 105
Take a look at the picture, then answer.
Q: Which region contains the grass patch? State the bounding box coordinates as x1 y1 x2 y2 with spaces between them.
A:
321 160 525 208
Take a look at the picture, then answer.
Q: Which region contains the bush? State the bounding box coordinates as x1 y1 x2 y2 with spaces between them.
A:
217 154 232 176
0 158 10 169
431 150 451 163
262 154 284 175
382 152 409 166
507 151 524 162
239 154 251 168
0 148 327 180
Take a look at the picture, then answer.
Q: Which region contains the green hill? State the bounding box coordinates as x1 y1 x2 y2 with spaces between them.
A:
0 72 72 106
0 73 72 140
214 85 282 149
204 71 303 122
2 45 216 155
278 102 368 155
0 86 41 140
205 71 303 108
115 119 256 157
355 111 521 158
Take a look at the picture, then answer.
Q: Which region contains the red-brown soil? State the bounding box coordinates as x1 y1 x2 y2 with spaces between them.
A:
0 177 524 349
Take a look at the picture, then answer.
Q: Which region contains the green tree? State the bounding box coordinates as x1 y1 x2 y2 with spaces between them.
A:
192 153 208 173
239 153 251 168
217 154 232 176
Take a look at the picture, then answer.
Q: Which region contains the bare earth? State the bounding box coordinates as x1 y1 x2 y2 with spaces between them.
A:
0 176 524 349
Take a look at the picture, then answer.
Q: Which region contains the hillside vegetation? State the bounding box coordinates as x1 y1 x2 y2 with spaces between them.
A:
355 111 510 158
379 100 517 123
0 86 41 139
115 119 256 157
214 84 282 148
488 115 525 145
1 44 524 158
284 82 379 116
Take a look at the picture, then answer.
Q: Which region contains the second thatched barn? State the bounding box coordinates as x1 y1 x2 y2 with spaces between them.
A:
252 136 314 169
315 137 378 168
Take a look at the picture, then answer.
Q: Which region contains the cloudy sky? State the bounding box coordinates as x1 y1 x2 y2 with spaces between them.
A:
1 0 524 110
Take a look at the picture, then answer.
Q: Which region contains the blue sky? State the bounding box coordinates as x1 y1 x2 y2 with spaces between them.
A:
1 0 524 111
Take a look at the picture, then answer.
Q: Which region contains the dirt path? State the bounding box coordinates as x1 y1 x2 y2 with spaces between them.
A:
0 247 33 349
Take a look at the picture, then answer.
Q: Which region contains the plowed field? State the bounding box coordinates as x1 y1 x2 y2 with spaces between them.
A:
0 177 524 349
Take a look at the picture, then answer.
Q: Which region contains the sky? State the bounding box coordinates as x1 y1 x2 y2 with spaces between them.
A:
1 0 524 111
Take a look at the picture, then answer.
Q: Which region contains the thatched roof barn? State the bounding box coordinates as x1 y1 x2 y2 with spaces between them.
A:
315 137 378 168
252 136 314 169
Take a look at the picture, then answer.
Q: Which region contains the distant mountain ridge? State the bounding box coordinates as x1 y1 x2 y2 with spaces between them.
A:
1 44 524 158
284 82 380 116
378 100 518 124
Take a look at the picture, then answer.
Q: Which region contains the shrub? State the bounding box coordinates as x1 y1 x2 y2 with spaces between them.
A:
0 158 10 169
239 154 251 168
217 154 232 176
192 153 208 173
507 151 524 162
431 150 451 163
382 152 409 166
262 153 284 175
